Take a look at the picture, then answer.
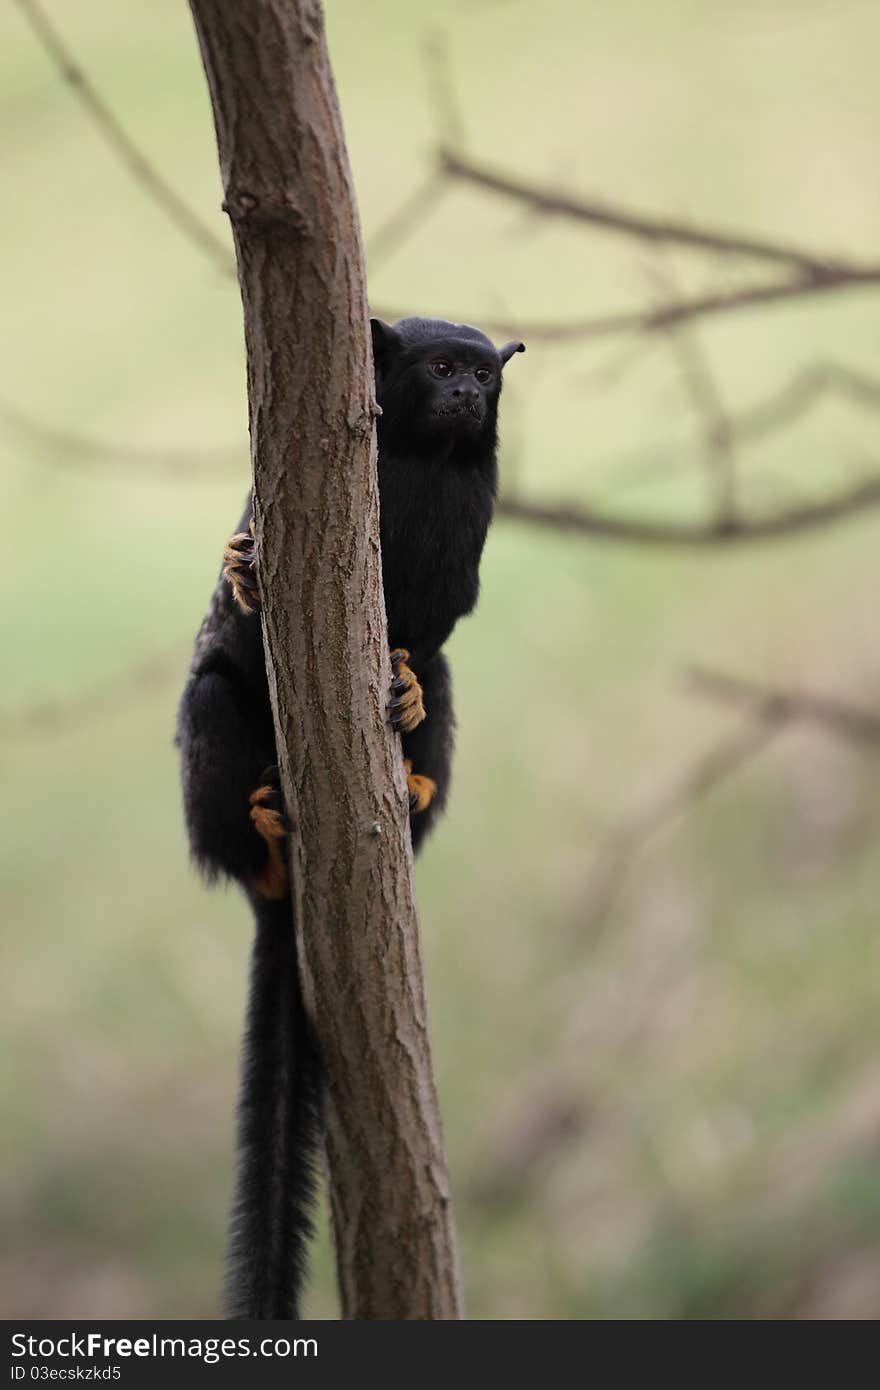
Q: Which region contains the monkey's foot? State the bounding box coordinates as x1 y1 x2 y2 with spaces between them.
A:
387 648 426 734
249 766 288 900
223 519 259 614
404 759 436 815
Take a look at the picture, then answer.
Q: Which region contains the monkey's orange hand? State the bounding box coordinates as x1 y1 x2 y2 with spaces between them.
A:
387 648 426 734
249 766 288 900
223 519 259 614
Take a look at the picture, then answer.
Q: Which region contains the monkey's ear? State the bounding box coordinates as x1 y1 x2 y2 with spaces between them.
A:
370 318 400 366
499 340 526 366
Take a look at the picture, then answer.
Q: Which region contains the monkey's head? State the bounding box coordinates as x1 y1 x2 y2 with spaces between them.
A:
371 316 524 453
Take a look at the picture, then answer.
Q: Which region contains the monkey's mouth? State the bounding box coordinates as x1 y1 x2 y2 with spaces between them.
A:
432 404 483 424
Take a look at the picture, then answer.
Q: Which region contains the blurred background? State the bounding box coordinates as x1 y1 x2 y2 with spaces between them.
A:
3 0 880 1319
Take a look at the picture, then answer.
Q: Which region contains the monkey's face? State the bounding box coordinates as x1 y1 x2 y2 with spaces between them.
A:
418 344 501 439
371 317 524 454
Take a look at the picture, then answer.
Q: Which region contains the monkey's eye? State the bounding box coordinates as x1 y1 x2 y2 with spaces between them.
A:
474 365 494 385
429 360 454 379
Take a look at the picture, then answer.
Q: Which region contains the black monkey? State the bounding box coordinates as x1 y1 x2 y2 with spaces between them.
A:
176 316 524 1318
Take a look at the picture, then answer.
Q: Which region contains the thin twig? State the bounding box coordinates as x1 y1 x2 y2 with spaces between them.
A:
0 396 244 479
586 360 880 498
497 467 880 547
439 148 847 275
30 0 874 351
650 258 739 522
687 666 880 742
582 710 786 933
12 0 236 278
667 323 738 518
572 336 662 393
374 266 880 344
423 33 468 150
365 173 452 272
736 362 880 441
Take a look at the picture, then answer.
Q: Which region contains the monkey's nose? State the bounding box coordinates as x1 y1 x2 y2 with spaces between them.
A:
453 386 479 405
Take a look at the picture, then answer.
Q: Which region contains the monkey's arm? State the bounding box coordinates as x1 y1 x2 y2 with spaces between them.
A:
400 652 453 850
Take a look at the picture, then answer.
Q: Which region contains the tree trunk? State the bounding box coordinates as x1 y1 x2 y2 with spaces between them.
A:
188 0 464 1320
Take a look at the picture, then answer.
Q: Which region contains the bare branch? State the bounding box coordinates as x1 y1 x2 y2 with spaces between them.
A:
665 321 738 518
0 396 243 479
735 362 880 443
687 667 880 742
364 173 452 272
11 1 463 296
498 467 880 547
438 148 846 275
650 259 739 522
579 360 880 500
582 711 786 934
423 32 468 150
572 336 662 394
12 0 236 278
374 265 880 344
581 661 880 937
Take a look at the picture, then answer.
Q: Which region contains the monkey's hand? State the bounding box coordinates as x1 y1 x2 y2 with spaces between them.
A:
387 648 426 733
223 520 259 614
249 766 289 900
404 758 436 814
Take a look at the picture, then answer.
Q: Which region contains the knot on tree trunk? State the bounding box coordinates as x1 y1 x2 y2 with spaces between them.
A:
223 187 311 237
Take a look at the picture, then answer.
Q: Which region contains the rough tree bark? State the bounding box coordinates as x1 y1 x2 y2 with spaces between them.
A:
187 0 464 1319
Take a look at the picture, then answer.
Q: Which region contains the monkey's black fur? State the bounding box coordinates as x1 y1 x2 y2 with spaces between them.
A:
176 316 523 1318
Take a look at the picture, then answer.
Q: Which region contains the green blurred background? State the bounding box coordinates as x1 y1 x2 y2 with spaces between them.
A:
3 0 880 1319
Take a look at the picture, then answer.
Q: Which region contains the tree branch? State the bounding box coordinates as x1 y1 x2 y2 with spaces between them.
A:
497 468 880 548
364 172 452 271
651 261 739 522
569 359 880 500
438 148 845 275
687 666 880 742
734 362 880 442
0 395 243 478
13 0 236 278
582 710 786 936
188 0 462 1320
582 659 880 943
374 264 880 343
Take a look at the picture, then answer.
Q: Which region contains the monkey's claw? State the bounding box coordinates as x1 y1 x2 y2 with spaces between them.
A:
387 648 426 734
223 519 259 613
249 765 289 899
404 758 436 815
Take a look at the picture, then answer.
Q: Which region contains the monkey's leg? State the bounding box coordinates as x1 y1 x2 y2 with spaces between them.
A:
400 652 454 855
248 766 290 900
223 520 260 613
178 665 280 888
404 758 437 814
387 647 427 733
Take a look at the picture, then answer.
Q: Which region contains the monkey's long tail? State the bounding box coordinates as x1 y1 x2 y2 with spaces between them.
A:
223 895 322 1319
